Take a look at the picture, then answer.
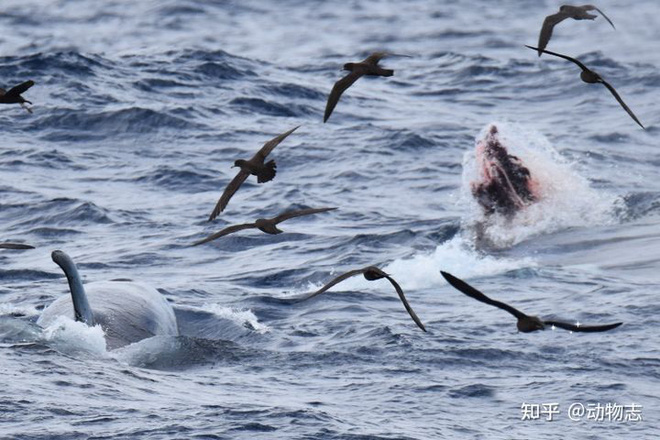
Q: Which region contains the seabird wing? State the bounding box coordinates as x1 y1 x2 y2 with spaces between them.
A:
208 169 250 221
323 72 362 123
363 52 388 65
440 271 527 320
599 79 645 129
0 243 34 249
272 207 337 225
525 45 591 72
544 320 622 332
584 5 616 29
294 268 367 302
192 223 257 246
384 275 427 332
254 126 300 162
5 80 35 98
537 12 570 55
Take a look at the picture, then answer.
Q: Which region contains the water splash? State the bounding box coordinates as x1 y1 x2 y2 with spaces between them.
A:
40 315 108 356
311 236 536 293
461 122 620 248
203 303 270 333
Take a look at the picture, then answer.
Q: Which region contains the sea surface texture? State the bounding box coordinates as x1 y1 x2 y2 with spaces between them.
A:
1 0 659 439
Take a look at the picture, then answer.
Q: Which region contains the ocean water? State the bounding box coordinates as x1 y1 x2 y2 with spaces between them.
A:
1 0 659 438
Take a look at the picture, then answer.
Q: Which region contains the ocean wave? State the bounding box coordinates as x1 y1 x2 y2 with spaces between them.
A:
230 97 315 117
0 51 113 78
0 269 61 281
38 200 113 226
34 107 207 138
134 165 217 192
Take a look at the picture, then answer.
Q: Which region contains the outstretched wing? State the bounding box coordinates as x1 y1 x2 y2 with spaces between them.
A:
208 169 250 221
440 271 527 320
524 45 591 72
254 126 300 162
192 223 257 246
272 207 337 224
5 80 35 98
293 268 367 302
599 79 645 129
362 52 388 65
537 12 570 55
384 275 426 332
583 5 616 29
544 320 622 332
323 72 362 122
0 242 34 249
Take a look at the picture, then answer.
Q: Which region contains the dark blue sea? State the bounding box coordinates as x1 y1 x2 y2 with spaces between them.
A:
1 0 659 438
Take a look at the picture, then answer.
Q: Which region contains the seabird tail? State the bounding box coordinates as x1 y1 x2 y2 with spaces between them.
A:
257 160 277 183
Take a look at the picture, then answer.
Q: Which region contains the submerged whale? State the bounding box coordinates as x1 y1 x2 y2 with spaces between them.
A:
38 250 178 350
471 125 540 218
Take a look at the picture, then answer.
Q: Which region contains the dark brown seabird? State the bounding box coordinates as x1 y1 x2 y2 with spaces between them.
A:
0 80 35 113
537 5 615 56
0 243 35 250
294 266 427 332
441 271 622 333
525 45 644 129
194 207 337 245
323 52 395 123
208 126 300 221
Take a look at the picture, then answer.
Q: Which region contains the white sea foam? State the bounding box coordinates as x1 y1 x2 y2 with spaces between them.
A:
204 303 270 333
316 236 535 293
460 122 620 248
41 315 108 356
0 303 40 318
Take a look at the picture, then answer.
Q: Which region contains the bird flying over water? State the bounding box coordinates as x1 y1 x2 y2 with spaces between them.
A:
208 126 300 221
0 80 35 113
294 266 427 332
194 207 336 245
525 45 644 129
537 5 615 55
440 271 622 333
323 52 396 123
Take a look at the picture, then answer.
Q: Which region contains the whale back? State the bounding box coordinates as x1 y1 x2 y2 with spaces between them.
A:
38 281 178 350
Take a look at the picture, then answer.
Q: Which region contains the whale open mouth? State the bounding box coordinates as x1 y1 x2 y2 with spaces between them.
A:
471 125 538 218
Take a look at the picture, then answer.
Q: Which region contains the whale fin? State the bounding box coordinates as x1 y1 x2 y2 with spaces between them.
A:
52 250 96 326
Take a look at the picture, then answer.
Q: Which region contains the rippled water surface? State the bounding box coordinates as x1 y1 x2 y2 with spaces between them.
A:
1 0 659 438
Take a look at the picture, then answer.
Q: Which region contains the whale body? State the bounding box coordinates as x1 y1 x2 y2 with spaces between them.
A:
38 251 178 350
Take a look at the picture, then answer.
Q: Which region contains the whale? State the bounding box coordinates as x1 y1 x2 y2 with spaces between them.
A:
470 125 540 218
38 250 178 350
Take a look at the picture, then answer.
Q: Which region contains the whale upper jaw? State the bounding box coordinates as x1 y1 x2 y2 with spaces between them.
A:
471 125 538 218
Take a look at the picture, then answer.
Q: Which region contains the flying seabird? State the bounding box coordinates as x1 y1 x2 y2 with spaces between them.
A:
537 5 615 56
323 52 396 123
208 126 300 221
294 266 427 332
0 243 34 250
0 80 35 113
525 45 644 129
194 207 336 245
440 271 622 333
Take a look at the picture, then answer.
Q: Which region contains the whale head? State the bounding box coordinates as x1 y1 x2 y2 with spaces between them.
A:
471 125 538 218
